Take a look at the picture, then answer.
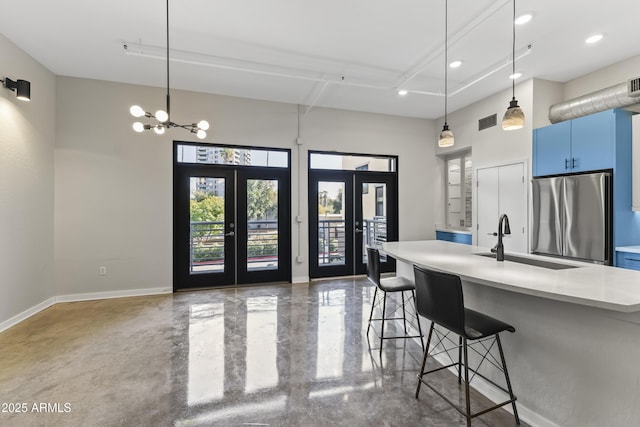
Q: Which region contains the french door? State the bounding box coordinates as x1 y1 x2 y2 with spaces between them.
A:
174 165 291 290
309 170 398 278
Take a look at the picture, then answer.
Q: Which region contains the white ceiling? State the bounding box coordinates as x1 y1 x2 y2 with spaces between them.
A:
2 0 640 118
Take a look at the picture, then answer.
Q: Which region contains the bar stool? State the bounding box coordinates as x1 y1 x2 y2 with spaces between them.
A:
413 265 519 426
366 247 424 360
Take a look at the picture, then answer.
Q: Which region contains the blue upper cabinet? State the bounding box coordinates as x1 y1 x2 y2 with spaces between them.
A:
533 110 618 176
533 120 571 176
571 110 615 172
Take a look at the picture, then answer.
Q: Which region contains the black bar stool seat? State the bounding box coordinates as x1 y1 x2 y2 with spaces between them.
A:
378 276 415 293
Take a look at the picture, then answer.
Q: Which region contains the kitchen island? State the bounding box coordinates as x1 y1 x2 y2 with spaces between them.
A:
383 240 640 427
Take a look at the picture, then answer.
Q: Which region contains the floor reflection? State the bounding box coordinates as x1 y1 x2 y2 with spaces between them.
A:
187 303 225 405
169 278 520 426
173 279 401 425
316 289 345 379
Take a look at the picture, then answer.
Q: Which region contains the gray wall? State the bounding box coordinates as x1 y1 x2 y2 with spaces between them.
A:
54 76 438 293
0 33 56 326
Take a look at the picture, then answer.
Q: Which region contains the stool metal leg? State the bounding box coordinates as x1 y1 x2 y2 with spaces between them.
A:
379 290 387 359
367 287 378 335
411 290 425 351
496 334 520 425
415 322 435 398
401 291 408 334
458 335 463 385
463 337 471 427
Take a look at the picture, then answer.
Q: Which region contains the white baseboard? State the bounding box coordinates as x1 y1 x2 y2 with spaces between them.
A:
0 297 56 333
56 287 172 303
0 288 172 333
292 276 309 284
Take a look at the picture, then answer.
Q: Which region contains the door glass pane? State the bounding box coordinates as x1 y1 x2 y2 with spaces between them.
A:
310 152 396 172
177 144 288 168
361 183 387 264
318 181 346 266
190 177 226 273
247 179 279 271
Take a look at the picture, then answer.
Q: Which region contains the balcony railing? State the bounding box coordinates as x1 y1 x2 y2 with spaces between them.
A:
190 220 278 272
317 217 387 265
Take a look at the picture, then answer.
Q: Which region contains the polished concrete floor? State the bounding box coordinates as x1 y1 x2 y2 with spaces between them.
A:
0 278 523 426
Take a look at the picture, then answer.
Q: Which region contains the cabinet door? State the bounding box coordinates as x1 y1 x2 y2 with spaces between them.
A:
477 167 500 249
533 121 571 176
570 110 615 172
477 164 527 253
499 163 527 253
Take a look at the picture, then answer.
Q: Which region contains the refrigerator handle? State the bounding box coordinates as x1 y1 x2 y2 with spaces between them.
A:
605 174 612 264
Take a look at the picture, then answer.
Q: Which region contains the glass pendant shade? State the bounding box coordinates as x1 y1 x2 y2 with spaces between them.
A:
502 98 525 130
438 123 455 147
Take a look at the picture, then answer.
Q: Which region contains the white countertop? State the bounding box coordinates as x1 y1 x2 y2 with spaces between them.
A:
383 240 640 312
616 246 640 254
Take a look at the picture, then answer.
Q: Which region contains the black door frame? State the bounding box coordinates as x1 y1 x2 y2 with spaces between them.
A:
308 170 355 278
173 142 291 290
308 153 399 279
354 172 398 275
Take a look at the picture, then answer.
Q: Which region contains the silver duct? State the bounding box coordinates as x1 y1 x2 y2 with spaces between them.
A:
549 80 640 123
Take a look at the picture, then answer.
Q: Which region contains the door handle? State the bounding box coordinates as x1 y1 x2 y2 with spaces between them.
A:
565 159 569 169
224 231 235 237
572 158 576 168
355 228 363 233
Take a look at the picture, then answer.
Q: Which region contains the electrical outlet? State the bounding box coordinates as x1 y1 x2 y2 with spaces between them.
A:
99 266 107 276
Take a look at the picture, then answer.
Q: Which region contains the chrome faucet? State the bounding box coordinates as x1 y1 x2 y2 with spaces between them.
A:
491 214 511 261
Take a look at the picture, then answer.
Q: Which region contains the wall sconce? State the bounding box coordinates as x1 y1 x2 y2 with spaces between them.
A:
2 78 31 101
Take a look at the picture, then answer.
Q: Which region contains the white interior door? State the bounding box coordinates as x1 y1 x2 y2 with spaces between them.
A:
499 163 527 253
477 167 499 249
476 162 527 253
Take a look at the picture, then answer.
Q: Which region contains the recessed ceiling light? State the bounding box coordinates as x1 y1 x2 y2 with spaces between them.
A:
397 89 408 96
449 60 463 69
515 13 533 25
509 72 522 79
585 34 604 44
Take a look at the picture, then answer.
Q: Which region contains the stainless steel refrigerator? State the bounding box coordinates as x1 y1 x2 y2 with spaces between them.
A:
531 171 612 264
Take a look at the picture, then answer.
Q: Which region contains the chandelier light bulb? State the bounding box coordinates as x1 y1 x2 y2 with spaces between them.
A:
155 110 169 123
130 105 145 118
153 125 166 135
197 120 210 131
196 129 207 139
132 122 145 133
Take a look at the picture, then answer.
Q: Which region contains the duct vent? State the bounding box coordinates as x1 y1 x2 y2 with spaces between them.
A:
628 77 640 97
479 114 497 131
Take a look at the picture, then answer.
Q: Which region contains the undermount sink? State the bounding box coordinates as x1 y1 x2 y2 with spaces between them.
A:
475 253 579 270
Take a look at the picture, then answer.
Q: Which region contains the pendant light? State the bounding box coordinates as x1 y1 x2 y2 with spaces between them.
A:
438 0 454 148
130 0 209 139
502 0 525 130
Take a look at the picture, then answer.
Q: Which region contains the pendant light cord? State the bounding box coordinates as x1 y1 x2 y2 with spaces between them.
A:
166 0 171 119
444 0 448 125
511 0 516 100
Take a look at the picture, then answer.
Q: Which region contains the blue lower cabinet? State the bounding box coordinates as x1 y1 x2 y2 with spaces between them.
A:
436 231 472 245
616 251 640 271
